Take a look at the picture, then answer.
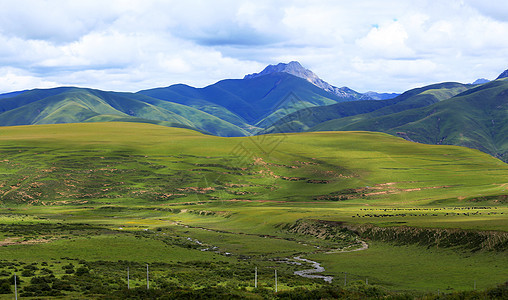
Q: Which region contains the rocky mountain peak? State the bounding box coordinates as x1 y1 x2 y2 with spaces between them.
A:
244 61 316 80
244 61 364 99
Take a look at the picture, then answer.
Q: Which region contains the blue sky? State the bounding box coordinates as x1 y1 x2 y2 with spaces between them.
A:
0 0 507 93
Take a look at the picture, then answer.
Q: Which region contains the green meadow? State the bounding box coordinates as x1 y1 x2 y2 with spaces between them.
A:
0 122 506 298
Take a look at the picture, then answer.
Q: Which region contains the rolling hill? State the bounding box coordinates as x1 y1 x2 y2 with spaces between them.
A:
310 79 508 162
0 122 505 206
0 122 506 296
0 62 365 135
0 87 249 137
262 82 471 134
0 62 506 163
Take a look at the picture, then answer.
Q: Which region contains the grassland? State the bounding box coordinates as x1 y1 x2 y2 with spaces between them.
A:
0 122 506 298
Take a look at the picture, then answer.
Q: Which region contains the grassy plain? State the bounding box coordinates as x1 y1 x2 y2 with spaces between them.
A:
0 122 506 298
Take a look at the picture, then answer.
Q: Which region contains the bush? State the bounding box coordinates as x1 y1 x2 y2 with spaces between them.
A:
75 267 89 276
0 282 11 294
8 275 22 286
345 280 386 297
52 279 74 291
40 268 53 275
21 269 35 277
23 281 51 293
30 275 55 285
24 264 38 271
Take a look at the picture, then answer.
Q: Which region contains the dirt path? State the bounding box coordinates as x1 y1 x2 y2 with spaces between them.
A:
326 240 369 254
0 237 52 246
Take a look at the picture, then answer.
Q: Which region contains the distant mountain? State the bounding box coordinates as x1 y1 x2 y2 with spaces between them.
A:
0 87 248 137
0 65 355 136
497 69 508 79
0 90 27 99
0 62 397 135
244 61 365 100
472 78 490 85
361 91 400 100
139 70 354 129
262 82 470 134
308 79 508 162
1 64 506 162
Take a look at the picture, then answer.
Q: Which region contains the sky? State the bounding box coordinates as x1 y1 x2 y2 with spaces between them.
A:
1 0 508 94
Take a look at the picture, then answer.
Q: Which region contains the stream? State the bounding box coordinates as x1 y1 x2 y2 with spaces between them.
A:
293 256 333 283
173 222 368 283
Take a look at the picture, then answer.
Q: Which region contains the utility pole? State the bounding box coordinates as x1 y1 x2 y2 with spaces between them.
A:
255 267 257 288
127 267 130 289
14 274 17 300
147 264 149 290
366 277 368 285
275 269 277 293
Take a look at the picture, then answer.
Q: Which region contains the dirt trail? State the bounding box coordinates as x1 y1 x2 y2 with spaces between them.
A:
0 237 52 246
326 240 369 254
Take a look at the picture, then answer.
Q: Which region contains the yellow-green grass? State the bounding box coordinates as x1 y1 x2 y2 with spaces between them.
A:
0 123 505 206
176 204 508 232
0 122 506 294
0 234 231 263
308 242 508 292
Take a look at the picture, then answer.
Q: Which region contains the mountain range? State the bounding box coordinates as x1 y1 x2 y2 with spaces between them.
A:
0 62 506 162
243 61 368 100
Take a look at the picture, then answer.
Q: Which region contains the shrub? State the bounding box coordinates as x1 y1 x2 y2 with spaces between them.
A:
40 268 53 275
0 282 11 294
52 279 74 291
21 269 35 277
75 267 89 276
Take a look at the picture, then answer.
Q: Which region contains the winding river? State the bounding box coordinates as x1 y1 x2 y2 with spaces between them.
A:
293 256 333 283
173 221 368 283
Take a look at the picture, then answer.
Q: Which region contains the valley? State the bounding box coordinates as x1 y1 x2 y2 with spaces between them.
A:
2 0 508 298
0 123 506 298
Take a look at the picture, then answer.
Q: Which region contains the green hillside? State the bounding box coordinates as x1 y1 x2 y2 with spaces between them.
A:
312 79 508 162
0 87 248 137
0 122 505 206
0 87 77 113
264 82 470 134
0 72 352 136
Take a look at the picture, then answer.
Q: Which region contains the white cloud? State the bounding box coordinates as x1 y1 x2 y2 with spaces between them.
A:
0 67 58 92
356 21 415 59
0 0 507 94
